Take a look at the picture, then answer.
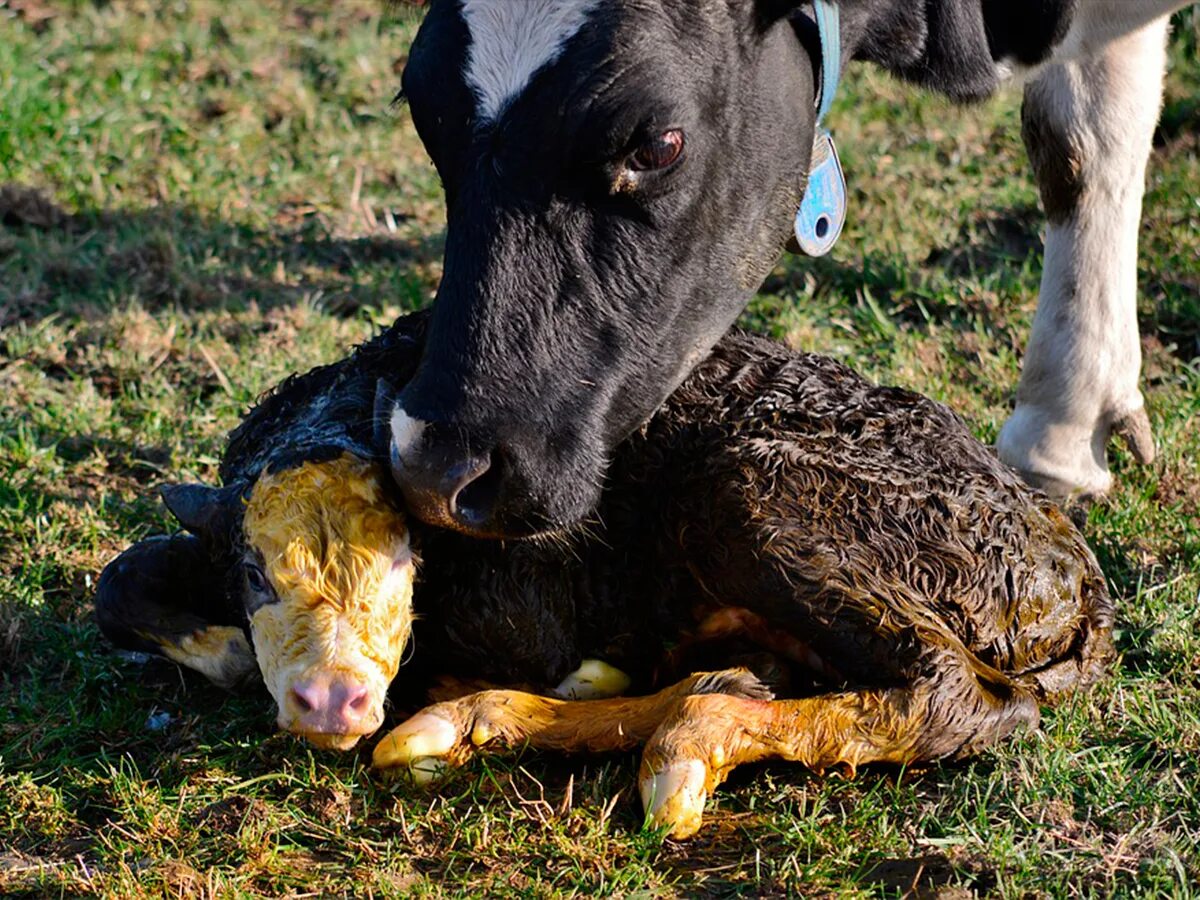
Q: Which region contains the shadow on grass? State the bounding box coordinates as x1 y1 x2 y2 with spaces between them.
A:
0 183 444 325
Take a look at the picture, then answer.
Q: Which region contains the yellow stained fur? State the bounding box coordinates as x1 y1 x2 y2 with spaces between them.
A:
153 626 256 690
242 454 415 742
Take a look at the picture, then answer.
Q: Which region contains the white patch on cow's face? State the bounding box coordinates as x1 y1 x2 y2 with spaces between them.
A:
390 405 427 459
460 0 602 122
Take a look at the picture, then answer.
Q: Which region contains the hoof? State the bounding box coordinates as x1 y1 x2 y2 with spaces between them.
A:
371 690 541 781
372 711 458 780
408 755 450 785
997 406 1136 499
639 759 709 839
553 659 632 700
1112 407 1155 465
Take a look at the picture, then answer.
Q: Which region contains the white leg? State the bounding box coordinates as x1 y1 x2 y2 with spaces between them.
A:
998 17 1171 497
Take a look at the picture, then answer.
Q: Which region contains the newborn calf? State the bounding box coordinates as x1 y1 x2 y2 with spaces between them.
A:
97 312 1113 837
95 323 425 750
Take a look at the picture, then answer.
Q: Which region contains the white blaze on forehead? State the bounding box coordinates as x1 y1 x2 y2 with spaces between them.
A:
390 404 427 458
460 0 602 122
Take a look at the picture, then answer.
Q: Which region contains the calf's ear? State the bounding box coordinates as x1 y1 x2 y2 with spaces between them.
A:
160 482 245 550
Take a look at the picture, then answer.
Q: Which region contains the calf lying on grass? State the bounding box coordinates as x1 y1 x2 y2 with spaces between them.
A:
96 311 1113 837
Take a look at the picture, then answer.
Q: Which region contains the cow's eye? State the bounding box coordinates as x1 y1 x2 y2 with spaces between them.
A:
243 563 276 607
629 129 684 172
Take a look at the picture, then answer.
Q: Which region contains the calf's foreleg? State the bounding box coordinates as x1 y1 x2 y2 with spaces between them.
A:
94 535 255 689
371 669 771 781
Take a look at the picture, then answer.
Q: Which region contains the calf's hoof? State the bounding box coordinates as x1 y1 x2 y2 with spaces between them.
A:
639 759 710 839
553 659 631 700
372 712 459 783
371 690 544 781
636 693 748 840
997 404 1155 499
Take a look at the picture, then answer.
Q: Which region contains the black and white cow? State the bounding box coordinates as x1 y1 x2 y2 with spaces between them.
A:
387 0 1189 538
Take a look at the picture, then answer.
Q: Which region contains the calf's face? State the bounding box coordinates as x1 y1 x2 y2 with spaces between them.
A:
390 0 818 536
241 456 415 750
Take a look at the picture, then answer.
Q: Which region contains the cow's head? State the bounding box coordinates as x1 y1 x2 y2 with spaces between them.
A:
163 454 415 750
389 0 821 536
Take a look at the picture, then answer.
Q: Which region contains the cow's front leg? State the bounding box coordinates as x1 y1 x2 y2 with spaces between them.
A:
640 654 1039 838
371 669 771 783
998 17 1170 497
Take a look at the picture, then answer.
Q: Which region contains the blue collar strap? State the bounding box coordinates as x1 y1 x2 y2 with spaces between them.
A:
813 0 841 123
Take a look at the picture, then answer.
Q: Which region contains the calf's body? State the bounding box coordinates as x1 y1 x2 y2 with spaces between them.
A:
97 313 1112 837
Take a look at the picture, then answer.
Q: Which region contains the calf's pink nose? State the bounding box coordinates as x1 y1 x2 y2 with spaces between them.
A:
287 676 373 735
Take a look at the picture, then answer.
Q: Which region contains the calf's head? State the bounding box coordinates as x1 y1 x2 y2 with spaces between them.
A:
390 0 821 536
165 454 415 750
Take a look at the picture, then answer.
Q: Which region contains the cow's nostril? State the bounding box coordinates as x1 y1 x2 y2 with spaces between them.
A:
453 446 505 529
329 681 370 723
392 431 513 534
441 454 491 511
290 687 315 714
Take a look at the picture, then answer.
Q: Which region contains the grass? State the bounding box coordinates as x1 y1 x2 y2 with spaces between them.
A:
1 1 1197 895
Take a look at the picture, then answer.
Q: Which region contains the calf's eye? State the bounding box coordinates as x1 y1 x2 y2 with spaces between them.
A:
243 562 278 614
244 563 273 598
629 129 684 172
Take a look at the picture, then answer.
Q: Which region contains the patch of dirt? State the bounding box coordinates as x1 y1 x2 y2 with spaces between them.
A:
912 337 947 379
306 786 352 826
0 0 58 32
156 858 207 899
1155 469 1200 519
0 850 64 895
862 853 990 899
190 796 270 836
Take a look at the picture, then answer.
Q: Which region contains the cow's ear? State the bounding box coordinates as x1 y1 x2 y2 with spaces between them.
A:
160 482 245 549
755 0 805 29
374 377 398 454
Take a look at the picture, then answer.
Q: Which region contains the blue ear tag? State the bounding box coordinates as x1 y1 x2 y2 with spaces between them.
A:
792 130 845 257
791 0 845 258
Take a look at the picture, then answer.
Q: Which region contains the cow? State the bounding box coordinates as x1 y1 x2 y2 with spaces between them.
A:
96 311 1112 838
385 0 1189 539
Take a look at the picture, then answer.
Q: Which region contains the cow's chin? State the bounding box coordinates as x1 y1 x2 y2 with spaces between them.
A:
297 731 369 752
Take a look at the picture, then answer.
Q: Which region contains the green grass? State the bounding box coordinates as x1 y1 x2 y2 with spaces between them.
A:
2 1 1198 895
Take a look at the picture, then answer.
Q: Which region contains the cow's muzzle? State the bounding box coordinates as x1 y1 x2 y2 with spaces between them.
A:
390 432 505 535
